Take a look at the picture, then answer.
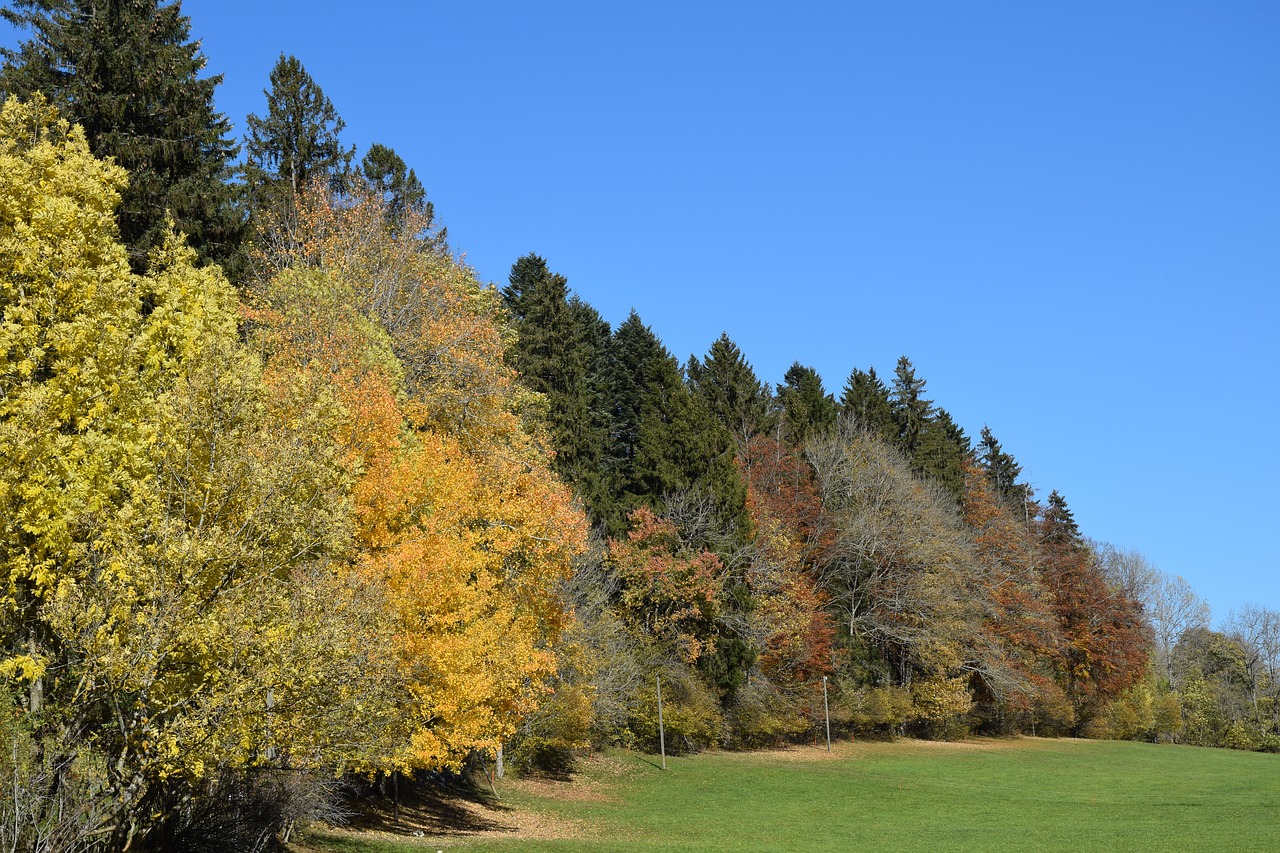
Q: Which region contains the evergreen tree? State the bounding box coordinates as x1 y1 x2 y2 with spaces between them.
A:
913 407 971 503
840 366 896 442
360 142 444 245
687 332 775 446
777 362 837 446
604 312 747 540
1041 489 1082 547
890 355 934 455
243 54 353 228
502 253 611 516
978 424 1027 507
0 0 243 273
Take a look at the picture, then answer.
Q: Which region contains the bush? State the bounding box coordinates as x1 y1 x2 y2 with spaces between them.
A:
1223 721 1259 752
509 681 595 775
840 684 913 736
626 665 724 752
911 677 974 740
723 678 811 748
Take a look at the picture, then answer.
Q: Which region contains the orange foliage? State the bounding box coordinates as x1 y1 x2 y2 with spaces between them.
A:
247 187 587 770
741 437 836 697
609 507 723 664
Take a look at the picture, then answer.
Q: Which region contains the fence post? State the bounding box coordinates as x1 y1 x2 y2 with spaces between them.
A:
823 676 831 752
657 675 667 771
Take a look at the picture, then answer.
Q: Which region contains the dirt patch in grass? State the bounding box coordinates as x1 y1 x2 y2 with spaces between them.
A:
290 769 595 850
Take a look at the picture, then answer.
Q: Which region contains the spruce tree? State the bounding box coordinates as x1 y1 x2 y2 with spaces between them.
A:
890 355 934 455
777 362 837 446
840 366 896 442
243 54 353 228
0 0 243 273
604 312 747 540
360 142 445 245
913 407 970 503
687 332 775 445
502 254 611 517
977 425 1028 507
1041 489 1082 546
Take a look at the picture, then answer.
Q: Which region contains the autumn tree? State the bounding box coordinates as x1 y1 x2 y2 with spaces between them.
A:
1035 491 1148 727
0 0 243 272
961 457 1067 730
1171 627 1254 746
251 180 589 772
0 97 385 850
1147 573 1211 684
1226 605 1280 737
806 428 989 712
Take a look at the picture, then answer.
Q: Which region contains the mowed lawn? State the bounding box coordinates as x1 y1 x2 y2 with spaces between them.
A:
303 738 1280 853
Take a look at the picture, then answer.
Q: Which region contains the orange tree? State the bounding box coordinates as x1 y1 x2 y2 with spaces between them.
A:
248 181 587 771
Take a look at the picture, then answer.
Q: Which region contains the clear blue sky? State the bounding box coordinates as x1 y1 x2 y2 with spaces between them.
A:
6 1 1278 622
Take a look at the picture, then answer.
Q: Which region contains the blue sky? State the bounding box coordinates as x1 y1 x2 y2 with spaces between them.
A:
6 2 1278 621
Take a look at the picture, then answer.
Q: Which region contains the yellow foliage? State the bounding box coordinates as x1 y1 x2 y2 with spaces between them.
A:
251 188 588 772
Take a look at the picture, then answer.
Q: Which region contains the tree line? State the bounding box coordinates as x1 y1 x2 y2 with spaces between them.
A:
1 2 1277 851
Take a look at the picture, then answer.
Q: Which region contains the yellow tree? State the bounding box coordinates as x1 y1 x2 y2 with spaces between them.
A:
250 182 587 771
0 98 399 849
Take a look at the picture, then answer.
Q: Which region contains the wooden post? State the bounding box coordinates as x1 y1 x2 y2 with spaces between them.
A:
28 634 42 713
656 675 667 771
265 687 276 761
822 676 831 752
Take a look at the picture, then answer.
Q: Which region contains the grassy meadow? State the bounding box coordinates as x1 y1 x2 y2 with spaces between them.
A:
299 738 1280 853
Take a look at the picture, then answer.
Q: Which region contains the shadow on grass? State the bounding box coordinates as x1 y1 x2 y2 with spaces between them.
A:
339 771 515 839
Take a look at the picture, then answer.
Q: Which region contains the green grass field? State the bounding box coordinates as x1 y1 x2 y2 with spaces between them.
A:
300 738 1280 853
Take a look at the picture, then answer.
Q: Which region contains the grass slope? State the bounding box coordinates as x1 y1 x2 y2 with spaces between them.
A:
301 738 1280 852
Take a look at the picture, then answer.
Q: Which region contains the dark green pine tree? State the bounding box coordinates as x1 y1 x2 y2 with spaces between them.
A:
0 0 244 274
359 142 445 246
913 407 971 503
890 355 934 455
502 254 612 518
839 366 896 442
977 425 1028 507
686 333 775 447
604 312 747 541
1041 489 1082 547
243 53 354 227
777 362 837 446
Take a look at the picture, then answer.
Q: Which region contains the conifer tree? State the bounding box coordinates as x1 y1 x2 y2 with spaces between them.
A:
687 332 775 446
890 355 934 455
978 425 1028 507
777 362 837 446
913 408 971 503
360 142 445 245
604 312 747 540
502 254 611 516
243 53 353 228
840 366 896 442
0 0 243 273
